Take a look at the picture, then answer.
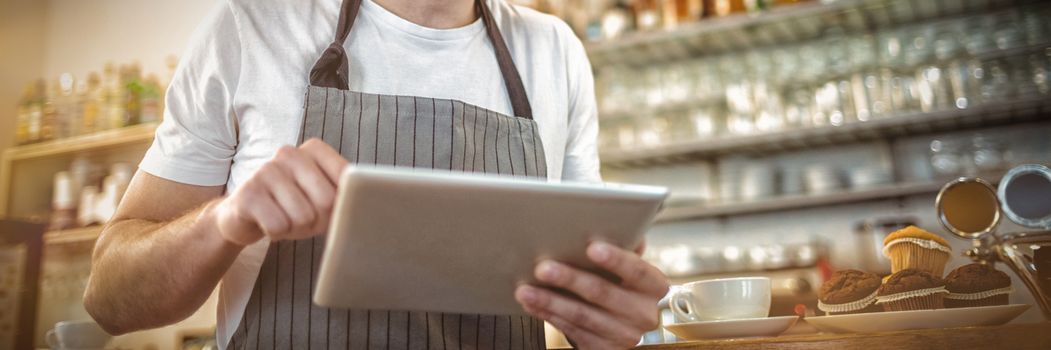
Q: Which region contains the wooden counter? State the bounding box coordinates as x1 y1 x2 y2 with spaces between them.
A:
631 322 1051 350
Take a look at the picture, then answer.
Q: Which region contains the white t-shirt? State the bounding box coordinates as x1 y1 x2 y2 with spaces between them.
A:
138 0 599 347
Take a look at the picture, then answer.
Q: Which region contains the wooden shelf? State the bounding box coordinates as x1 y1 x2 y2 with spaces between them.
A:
585 0 1036 66
656 174 1001 222
3 122 158 162
43 226 103 245
601 96 1051 167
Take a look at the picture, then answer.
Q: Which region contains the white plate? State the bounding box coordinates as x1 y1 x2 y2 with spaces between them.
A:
664 316 799 340
806 304 1030 334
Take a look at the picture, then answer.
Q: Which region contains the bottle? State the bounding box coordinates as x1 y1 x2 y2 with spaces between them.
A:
15 85 32 145
743 0 771 13
633 0 662 31
123 63 143 126
661 0 679 29
139 75 162 124
41 79 61 142
705 0 745 17
50 171 78 231
58 73 79 138
80 73 102 135
27 79 45 143
675 0 704 22
600 2 633 41
102 63 125 130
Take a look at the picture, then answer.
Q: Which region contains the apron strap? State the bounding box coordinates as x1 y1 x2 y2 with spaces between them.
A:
309 0 534 120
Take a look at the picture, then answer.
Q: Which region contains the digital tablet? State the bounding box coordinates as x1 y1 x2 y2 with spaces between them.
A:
313 166 669 316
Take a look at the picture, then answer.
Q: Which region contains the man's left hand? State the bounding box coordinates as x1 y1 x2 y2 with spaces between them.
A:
514 241 670 349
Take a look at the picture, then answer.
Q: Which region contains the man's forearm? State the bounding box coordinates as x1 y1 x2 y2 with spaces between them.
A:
85 199 243 334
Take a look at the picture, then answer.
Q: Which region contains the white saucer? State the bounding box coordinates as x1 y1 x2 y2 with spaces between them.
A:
806 304 1030 334
664 316 799 340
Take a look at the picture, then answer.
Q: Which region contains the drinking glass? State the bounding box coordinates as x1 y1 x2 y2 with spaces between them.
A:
1030 53 1050 95
771 47 801 87
991 12 1025 51
692 58 725 103
662 62 693 105
980 58 1015 102
753 81 785 133
963 16 995 57
823 27 851 77
1021 9 1049 46
903 25 934 69
844 33 881 121
663 109 695 143
1009 54 1038 98
783 85 815 128
688 105 724 139
644 66 666 109
636 113 669 147
930 139 970 177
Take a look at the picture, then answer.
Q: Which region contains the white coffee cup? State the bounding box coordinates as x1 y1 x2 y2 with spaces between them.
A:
669 277 771 323
46 320 112 350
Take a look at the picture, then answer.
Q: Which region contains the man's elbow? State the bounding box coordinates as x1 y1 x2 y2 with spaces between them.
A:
83 279 199 335
83 285 133 335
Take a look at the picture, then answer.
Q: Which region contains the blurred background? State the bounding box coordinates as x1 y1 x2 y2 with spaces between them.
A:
0 0 1049 349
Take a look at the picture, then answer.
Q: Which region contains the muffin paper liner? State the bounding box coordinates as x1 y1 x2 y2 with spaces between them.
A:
946 286 1013 300
945 294 1009 308
882 237 953 257
886 242 951 275
880 293 946 311
818 289 879 314
876 286 949 304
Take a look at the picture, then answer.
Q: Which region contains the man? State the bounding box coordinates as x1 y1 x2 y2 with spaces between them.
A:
84 0 669 349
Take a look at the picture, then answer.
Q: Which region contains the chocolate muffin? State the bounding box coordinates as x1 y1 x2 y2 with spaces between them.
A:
944 263 1013 308
818 270 882 315
875 269 948 312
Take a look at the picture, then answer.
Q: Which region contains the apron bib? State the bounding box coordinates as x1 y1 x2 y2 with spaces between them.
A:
224 0 549 349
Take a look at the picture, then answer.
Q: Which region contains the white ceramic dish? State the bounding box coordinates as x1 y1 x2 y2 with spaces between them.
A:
806 304 1030 334
664 315 799 340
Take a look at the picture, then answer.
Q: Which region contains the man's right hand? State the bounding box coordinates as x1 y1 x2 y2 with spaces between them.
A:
214 138 348 246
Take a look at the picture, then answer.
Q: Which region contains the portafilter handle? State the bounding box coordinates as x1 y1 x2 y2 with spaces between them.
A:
963 235 1000 264
994 231 1051 321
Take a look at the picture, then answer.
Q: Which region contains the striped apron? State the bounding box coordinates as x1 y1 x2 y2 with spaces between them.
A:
225 0 549 349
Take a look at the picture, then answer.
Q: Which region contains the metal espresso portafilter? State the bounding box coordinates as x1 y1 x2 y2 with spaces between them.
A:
936 164 1051 320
